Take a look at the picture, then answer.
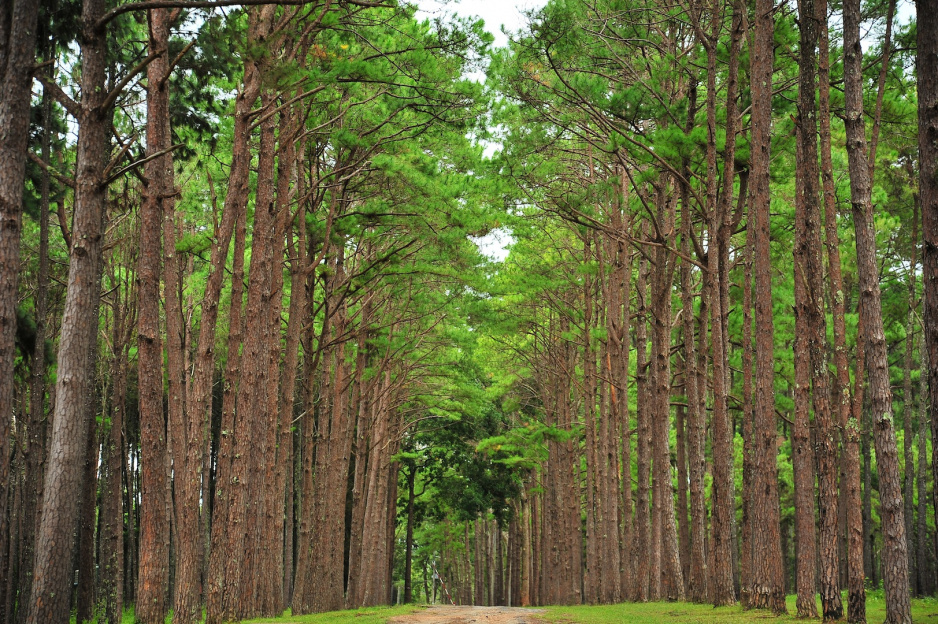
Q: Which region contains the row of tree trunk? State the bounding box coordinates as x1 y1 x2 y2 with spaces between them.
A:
491 0 937 621
0 2 473 623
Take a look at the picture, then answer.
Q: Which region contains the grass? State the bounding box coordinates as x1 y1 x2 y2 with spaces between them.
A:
539 593 938 624
244 604 419 624
243 594 938 624
73 593 938 623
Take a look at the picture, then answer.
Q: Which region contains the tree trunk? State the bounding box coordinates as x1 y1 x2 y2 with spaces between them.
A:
748 0 787 609
101 292 130 624
740 214 754 608
818 0 866 613
650 182 683 602
16 57 53 623
914 0 938 606
204 183 248 623
404 464 416 603
795 0 842 614
136 9 175 624
916 333 931 595
843 0 912 618
902 211 917 595
634 247 651 602
0 0 42 539
76 391 99 624
792 167 819 617
279 153 306 610
25 0 112 617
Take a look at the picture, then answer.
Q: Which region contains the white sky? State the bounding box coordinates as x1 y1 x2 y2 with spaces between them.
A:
414 0 548 48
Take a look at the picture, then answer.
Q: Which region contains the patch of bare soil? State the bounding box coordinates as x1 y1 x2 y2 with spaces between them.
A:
389 605 544 624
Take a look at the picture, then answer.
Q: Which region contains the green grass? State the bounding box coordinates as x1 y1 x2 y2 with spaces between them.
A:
244 604 419 624
73 594 938 623
540 593 938 624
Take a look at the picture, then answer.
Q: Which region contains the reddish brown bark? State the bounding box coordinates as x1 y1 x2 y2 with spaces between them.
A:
681 189 707 604
650 182 683 602
0 0 42 535
137 10 175 623
747 0 786 609
16 61 53 623
914 0 938 604
633 247 651 602
843 0 912 617
818 0 865 616
24 0 112 617
792 127 819 615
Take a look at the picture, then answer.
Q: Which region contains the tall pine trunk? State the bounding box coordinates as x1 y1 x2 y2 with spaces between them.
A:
748 0 787 609
842 0 912 618
25 0 112 617
914 0 938 601
0 0 42 536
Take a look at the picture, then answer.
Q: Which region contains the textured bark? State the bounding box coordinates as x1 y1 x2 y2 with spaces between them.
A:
859 308 875 596
24 0 111 617
597 245 620 605
740 219 754 608
916 334 931 595
204 167 248 624
143 10 199 622
582 236 600 605
792 14 819 616
796 0 841 614
817 0 866 615
633 249 651 602
681 193 707 604
915 0 938 606
15 62 52 623
357 371 400 607
101 286 131 624
603 179 632 601
475 518 485 604
705 8 736 599
229 82 279 619
76 391 99 624
0 0 42 538
279 148 305 609
650 183 683 602
902 210 917 594
203 11 272 623
843 0 912 618
293 237 355 613
792 135 819 615
747 0 786 609
404 465 416 603
137 10 174 623
675 402 689 591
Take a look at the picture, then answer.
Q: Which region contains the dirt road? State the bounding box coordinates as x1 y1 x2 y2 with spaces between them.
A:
389 605 544 624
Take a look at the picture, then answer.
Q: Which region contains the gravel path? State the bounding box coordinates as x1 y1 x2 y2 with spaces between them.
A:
389 605 545 624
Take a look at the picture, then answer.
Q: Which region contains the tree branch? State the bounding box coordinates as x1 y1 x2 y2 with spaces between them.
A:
32 72 81 119
100 51 162 114
28 152 76 189
159 39 197 88
104 143 185 187
97 0 391 30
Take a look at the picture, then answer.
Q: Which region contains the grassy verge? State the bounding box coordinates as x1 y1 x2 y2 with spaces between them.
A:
540 593 938 624
76 594 938 623
244 604 420 624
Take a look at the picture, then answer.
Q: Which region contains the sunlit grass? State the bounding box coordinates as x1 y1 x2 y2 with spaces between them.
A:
71 593 938 623
539 592 938 624
246 604 419 624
